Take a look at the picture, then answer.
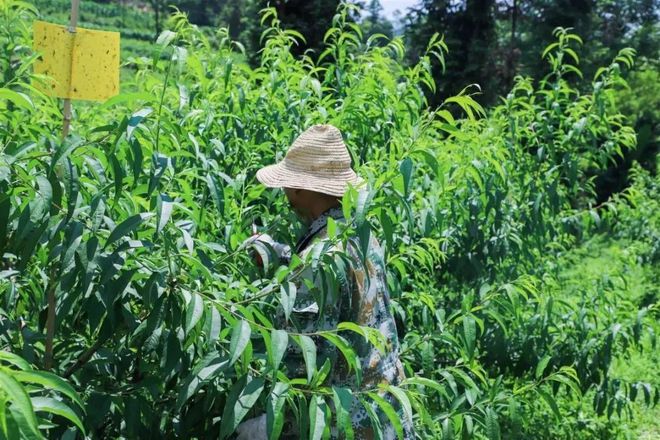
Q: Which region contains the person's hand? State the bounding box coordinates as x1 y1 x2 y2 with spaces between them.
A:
235 413 267 440
240 233 291 266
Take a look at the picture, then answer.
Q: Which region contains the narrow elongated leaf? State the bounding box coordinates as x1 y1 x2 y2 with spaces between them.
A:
386 386 413 424
0 351 31 370
129 138 143 186
99 92 154 109
229 320 251 366
269 329 288 371
0 370 41 439
332 387 354 440
463 315 476 360
359 396 384 439
156 30 176 47
308 395 326 440
12 370 83 408
31 397 85 433
509 398 523 438
485 407 500 440
280 282 296 322
443 418 454 440
157 195 174 233
402 376 448 397
206 174 224 217
537 388 560 419
110 154 123 202
126 108 153 140
105 213 153 248
36 175 52 209
295 335 317 383
185 293 204 334
0 88 33 109
205 306 222 344
176 354 229 411
219 375 265 439
266 382 289 440
535 355 552 379
368 392 403 439
399 157 413 196
321 333 361 384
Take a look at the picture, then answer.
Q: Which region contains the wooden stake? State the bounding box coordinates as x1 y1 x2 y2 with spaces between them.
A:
46 0 80 370
61 0 80 139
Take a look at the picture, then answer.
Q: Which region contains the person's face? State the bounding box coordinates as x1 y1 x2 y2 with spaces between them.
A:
283 187 313 224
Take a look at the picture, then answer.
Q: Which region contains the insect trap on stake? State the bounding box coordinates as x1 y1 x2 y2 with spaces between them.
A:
32 0 120 138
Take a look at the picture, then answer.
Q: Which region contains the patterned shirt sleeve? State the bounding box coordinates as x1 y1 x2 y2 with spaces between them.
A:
278 240 349 382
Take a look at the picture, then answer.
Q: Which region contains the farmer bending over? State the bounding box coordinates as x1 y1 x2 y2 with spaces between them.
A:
238 124 414 439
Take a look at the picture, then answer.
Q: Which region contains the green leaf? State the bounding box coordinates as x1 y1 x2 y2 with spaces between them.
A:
280 282 296 322
12 370 83 408
0 351 31 370
535 355 552 380
548 371 581 396
157 194 174 233
509 398 523 438
399 157 413 196
386 385 413 424
442 418 454 440
542 42 559 59
485 407 500 440
156 30 177 47
104 213 153 248
311 358 331 388
129 138 144 186
126 108 153 140
266 382 289 440
368 392 403 439
308 395 326 440
402 376 447 397
185 293 204 334
463 315 476 360
295 335 317 383
338 322 386 354
0 88 33 110
320 333 359 377
229 320 251 366
99 92 154 110
337 322 367 340
176 354 229 411
31 397 85 434
536 388 560 419
0 369 41 439
206 174 225 217
359 396 384 439
109 154 124 203
205 306 222 344
269 329 288 371
219 375 265 440
332 387 354 440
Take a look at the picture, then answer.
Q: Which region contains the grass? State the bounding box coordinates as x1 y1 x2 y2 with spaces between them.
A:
558 235 660 439
29 0 198 61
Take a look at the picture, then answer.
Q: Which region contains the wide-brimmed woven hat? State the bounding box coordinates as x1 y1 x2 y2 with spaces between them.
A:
256 124 362 197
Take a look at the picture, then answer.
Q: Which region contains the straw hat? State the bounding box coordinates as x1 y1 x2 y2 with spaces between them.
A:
256 124 362 197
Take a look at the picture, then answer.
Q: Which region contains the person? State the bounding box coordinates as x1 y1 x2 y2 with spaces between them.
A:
237 124 414 439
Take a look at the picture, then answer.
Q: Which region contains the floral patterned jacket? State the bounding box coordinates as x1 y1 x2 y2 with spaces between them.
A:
278 207 414 439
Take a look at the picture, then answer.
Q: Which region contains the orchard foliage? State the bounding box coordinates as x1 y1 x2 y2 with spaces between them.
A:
0 1 657 438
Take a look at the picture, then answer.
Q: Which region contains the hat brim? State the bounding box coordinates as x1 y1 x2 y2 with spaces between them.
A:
256 162 363 197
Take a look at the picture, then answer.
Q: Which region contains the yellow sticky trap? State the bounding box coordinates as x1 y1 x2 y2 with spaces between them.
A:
33 21 120 101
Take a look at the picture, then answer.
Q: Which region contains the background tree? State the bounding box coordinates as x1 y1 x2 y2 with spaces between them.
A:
266 0 343 56
405 0 500 105
149 0 167 37
362 0 394 41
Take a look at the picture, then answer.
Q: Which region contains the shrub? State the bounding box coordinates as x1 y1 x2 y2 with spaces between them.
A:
0 1 655 438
